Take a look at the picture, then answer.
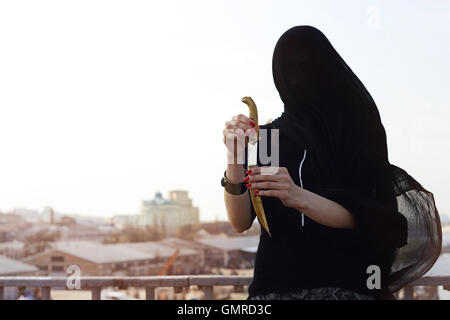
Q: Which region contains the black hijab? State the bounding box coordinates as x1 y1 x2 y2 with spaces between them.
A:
267 26 442 294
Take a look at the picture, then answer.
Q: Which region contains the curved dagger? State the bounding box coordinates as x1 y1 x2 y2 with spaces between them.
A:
241 96 272 237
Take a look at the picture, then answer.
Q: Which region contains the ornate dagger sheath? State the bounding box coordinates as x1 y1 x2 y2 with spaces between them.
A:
241 96 272 237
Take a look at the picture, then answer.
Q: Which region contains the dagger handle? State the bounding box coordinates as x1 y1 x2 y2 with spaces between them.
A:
241 96 259 135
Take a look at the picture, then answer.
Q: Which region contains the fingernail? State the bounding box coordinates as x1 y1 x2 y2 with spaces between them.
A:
245 183 251 188
250 121 256 127
245 170 251 175
244 176 249 182
255 190 259 195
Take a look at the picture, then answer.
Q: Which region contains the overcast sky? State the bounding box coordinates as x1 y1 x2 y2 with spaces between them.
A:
0 0 449 221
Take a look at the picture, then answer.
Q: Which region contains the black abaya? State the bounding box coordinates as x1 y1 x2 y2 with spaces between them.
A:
247 26 441 298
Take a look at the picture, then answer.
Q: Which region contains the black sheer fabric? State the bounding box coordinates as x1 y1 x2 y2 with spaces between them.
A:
268 26 441 294
388 165 442 292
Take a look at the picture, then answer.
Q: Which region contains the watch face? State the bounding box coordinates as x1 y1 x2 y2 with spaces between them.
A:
221 177 226 187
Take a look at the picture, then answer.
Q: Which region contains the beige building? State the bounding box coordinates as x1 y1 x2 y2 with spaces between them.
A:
195 236 259 269
140 191 200 236
23 240 200 276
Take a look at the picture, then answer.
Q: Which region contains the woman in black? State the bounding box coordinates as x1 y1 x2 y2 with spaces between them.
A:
222 26 441 300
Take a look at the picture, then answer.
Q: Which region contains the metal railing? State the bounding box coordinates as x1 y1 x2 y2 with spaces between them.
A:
0 275 251 300
0 275 448 300
405 276 450 300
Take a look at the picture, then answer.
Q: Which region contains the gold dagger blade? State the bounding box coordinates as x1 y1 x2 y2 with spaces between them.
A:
241 96 272 237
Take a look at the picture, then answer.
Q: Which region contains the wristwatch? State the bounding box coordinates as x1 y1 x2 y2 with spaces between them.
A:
221 170 247 195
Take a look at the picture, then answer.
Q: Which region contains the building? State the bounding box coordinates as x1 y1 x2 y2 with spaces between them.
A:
0 213 27 242
195 236 259 269
159 237 207 269
110 214 139 229
59 223 120 242
23 240 200 277
0 255 38 300
0 240 25 260
111 241 200 275
140 191 200 237
0 255 38 276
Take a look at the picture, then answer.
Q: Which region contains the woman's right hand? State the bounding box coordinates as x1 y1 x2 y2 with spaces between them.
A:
223 114 256 164
223 115 255 232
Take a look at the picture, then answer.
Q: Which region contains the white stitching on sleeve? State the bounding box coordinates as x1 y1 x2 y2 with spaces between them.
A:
299 149 307 227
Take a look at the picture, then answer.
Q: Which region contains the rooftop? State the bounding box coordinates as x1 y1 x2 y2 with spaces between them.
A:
54 242 151 264
110 241 197 258
142 191 175 206
24 240 199 264
0 255 38 276
195 236 259 251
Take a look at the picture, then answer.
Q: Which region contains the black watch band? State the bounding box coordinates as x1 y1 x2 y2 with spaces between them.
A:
221 170 247 195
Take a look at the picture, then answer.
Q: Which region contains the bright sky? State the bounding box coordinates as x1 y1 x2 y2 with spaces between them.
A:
0 0 449 221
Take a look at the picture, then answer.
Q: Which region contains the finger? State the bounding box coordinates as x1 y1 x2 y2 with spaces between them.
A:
255 189 284 198
224 120 249 133
231 120 252 132
246 166 282 176
232 114 256 128
245 166 267 175
231 115 252 128
247 181 285 190
232 114 249 122
247 174 286 183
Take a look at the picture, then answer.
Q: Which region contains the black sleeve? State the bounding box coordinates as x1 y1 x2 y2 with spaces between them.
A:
314 139 408 255
315 186 407 255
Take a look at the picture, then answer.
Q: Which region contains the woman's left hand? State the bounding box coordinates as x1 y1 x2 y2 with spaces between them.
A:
245 166 305 209
246 166 357 229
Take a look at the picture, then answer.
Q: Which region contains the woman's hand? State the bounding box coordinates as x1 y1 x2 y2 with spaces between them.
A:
246 166 357 229
223 114 257 232
246 166 305 209
223 114 256 164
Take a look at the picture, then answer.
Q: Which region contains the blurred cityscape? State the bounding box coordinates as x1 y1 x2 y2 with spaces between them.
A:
0 190 449 300
0 190 261 300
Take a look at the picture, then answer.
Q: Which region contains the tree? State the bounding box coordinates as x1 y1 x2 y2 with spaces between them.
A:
24 228 61 255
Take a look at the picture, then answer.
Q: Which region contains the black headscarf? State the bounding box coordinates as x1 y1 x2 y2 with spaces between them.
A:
267 26 442 294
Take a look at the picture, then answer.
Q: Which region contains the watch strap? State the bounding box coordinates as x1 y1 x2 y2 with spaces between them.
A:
221 170 247 195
